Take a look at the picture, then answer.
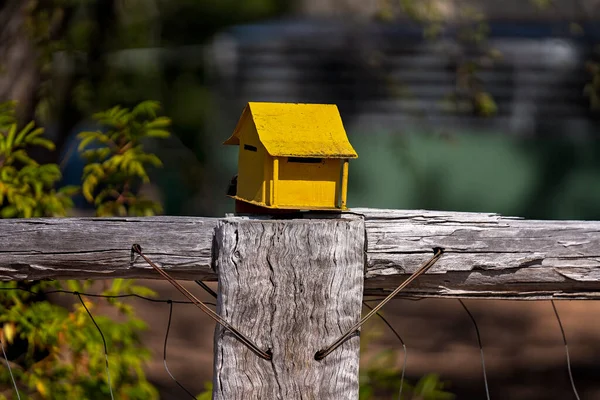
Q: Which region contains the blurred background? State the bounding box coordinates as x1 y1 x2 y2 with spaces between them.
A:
2 0 600 398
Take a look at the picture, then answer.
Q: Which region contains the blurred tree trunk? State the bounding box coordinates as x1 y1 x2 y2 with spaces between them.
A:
0 0 117 163
51 0 117 163
0 0 40 123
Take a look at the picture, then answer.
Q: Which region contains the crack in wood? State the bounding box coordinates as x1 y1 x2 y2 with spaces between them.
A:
0 209 598 299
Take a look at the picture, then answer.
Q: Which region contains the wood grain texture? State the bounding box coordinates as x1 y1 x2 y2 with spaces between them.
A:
0 217 216 280
355 208 600 299
212 216 364 400
0 209 599 299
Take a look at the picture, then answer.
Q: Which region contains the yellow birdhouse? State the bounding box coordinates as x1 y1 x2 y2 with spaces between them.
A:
224 102 358 211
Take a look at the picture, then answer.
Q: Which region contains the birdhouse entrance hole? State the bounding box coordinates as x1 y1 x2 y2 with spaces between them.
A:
288 157 322 164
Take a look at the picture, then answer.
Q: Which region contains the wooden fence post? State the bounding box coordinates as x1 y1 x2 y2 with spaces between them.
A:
212 216 365 400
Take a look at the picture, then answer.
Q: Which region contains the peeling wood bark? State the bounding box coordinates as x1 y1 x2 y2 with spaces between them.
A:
0 209 599 299
354 208 600 299
212 217 364 400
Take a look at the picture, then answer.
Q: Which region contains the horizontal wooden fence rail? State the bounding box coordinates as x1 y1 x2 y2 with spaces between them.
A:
0 208 599 299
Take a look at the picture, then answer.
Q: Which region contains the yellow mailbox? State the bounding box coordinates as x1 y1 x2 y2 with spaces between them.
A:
224 102 358 211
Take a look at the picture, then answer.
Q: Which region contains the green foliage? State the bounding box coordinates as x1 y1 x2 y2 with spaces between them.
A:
0 102 77 218
359 314 454 400
0 280 158 400
195 382 213 399
78 101 171 216
0 100 171 399
360 353 454 400
409 374 455 400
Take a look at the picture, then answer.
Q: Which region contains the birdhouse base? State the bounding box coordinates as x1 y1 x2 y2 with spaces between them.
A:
233 200 346 216
234 200 301 215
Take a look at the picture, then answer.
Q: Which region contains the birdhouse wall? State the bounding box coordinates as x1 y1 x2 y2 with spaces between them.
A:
264 156 273 206
236 120 267 204
275 158 342 209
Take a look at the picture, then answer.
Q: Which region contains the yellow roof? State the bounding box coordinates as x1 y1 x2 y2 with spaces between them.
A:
224 102 358 158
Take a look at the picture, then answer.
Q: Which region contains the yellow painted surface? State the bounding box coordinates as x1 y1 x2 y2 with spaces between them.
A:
225 102 357 210
272 157 279 206
236 115 265 203
265 156 273 206
341 160 349 209
276 158 341 208
224 102 358 158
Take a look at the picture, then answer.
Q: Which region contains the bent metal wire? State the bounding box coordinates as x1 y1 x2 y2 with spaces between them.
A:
458 299 490 400
76 292 115 400
130 244 272 361
362 301 408 400
0 285 211 397
315 247 444 361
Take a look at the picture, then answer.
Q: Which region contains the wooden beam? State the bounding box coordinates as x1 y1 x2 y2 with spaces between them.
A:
0 217 217 280
212 217 364 399
0 209 599 299
357 208 600 299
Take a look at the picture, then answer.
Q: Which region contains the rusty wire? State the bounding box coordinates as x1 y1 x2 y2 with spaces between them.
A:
315 247 444 361
362 301 408 400
458 299 490 400
0 334 20 400
551 300 581 400
195 281 217 299
163 300 198 399
76 292 115 400
131 244 272 361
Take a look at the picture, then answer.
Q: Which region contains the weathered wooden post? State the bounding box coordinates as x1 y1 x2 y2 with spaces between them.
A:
213 216 365 399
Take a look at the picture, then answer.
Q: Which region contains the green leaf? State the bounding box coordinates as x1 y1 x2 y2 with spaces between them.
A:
82 175 98 202
129 284 157 298
5 124 17 152
0 205 17 218
0 115 15 127
102 154 124 171
132 101 160 119
21 127 45 146
145 129 170 139
82 163 105 178
33 181 43 199
28 137 55 151
94 188 115 206
14 121 35 146
0 166 17 181
58 185 80 197
139 153 163 167
77 133 102 152
145 117 171 129
12 149 37 166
